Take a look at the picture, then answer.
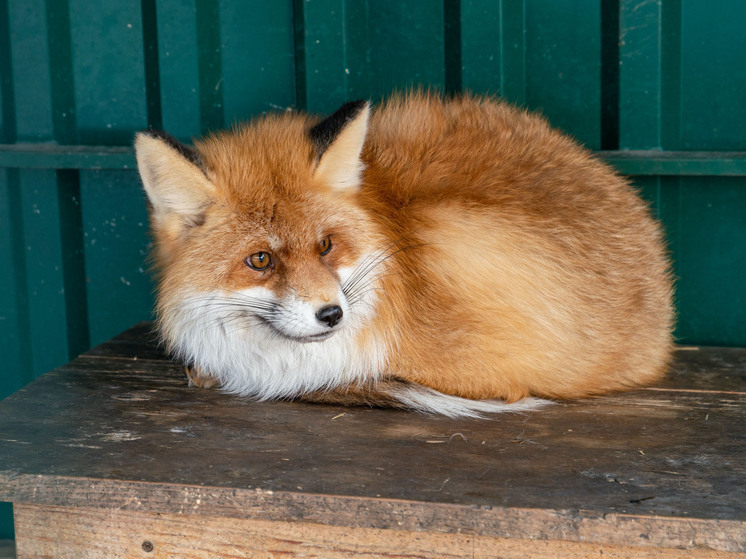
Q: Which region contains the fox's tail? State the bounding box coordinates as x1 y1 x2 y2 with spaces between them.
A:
302 378 550 419
386 383 550 418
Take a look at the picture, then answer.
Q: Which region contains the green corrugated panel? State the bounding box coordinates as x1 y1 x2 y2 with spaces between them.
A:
2 145 746 176
80 170 154 347
0 170 32 396
680 0 746 150
8 0 55 142
194 0 225 132
616 0 746 344
526 0 602 148
293 0 348 112
460 0 526 103
3 0 76 393
296 0 449 113
618 0 668 150
69 0 149 145
365 1 448 99
219 1 296 120
0 144 136 169
16 169 71 374
669 0 746 343
669 177 746 346
67 1 154 347
156 0 203 140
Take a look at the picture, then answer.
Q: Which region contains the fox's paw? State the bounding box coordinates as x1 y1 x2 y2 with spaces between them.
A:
185 365 220 389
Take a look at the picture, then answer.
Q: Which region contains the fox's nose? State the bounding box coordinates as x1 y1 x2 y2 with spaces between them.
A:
315 305 343 328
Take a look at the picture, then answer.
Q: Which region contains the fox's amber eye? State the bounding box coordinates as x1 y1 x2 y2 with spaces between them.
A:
320 235 333 255
245 251 272 271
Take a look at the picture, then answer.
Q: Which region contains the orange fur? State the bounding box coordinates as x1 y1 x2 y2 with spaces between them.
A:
135 93 674 410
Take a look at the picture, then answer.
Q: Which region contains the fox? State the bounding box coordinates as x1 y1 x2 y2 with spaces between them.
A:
134 92 674 418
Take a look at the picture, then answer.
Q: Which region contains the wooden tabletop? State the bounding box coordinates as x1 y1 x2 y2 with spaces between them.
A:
0 323 744 553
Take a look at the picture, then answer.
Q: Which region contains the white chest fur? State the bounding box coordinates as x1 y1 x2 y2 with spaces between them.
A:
164 289 386 400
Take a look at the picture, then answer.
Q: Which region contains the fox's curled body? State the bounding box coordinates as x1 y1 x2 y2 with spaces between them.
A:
135 93 674 418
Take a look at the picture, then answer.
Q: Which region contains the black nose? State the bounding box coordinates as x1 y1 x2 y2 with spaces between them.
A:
315 305 343 328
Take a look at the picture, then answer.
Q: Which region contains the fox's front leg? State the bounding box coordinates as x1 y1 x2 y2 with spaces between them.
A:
300 378 412 410
184 365 220 389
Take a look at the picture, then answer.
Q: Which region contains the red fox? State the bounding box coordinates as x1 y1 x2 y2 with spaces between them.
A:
134 93 674 418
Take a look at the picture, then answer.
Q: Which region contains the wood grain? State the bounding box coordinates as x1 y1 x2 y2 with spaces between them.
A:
14 504 743 559
1 323 745 554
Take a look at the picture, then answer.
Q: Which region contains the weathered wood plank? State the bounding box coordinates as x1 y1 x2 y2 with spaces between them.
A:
80 321 162 360
4 476 746 554
1 323 745 552
13 503 743 559
1 358 743 520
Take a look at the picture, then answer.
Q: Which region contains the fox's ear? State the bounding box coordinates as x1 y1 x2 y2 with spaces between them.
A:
310 100 370 192
134 130 215 230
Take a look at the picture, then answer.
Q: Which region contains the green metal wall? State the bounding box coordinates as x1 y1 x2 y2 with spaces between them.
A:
1 0 745 538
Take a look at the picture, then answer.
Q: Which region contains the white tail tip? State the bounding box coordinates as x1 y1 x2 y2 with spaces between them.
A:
389 384 551 419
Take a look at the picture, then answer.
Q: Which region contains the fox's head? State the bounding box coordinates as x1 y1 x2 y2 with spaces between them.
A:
134 102 388 363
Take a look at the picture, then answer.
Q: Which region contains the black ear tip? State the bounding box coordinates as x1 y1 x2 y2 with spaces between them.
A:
323 100 369 124
344 99 369 113
309 100 370 157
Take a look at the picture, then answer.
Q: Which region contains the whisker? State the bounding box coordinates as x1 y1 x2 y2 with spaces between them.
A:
346 236 419 282
342 235 423 305
165 289 289 340
347 285 388 307
182 292 282 315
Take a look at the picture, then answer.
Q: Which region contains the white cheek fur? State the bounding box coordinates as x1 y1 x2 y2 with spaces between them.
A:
160 259 386 400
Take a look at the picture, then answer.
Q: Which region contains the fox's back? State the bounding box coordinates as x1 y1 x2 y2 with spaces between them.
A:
359 94 673 400
364 95 638 219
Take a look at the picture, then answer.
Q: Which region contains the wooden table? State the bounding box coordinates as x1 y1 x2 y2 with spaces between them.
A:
0 323 744 558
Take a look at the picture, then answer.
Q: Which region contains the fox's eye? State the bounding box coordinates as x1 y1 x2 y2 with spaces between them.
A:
320 235 333 255
245 251 272 271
